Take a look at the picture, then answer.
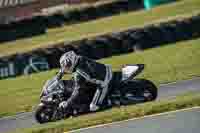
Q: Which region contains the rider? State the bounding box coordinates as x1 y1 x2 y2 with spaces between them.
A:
58 51 113 112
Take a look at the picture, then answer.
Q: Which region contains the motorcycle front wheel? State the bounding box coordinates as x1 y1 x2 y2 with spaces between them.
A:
35 104 55 124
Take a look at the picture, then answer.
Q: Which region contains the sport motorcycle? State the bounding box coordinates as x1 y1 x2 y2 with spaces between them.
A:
35 64 157 123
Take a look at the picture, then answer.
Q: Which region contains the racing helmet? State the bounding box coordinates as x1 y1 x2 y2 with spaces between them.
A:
59 51 79 73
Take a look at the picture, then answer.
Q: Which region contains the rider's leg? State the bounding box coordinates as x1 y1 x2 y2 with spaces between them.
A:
90 85 110 111
90 87 101 111
90 66 113 111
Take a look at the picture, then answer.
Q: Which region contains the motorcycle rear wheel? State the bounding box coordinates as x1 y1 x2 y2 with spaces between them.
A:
120 79 157 104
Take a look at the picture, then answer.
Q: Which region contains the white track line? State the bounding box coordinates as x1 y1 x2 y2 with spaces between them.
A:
69 106 200 133
0 112 33 121
160 77 200 86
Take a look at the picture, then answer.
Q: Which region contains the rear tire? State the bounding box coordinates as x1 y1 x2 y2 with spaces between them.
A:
120 79 157 103
139 79 157 101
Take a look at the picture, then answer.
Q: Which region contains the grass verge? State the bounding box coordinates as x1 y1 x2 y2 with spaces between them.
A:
0 38 200 118
0 0 200 57
14 92 200 133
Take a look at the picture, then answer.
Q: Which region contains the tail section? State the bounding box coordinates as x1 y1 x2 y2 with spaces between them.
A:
121 64 144 81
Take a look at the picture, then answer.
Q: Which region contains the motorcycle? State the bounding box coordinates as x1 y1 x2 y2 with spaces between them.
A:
35 64 157 124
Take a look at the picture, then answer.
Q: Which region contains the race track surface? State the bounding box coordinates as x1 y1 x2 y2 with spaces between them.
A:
72 107 200 133
1 77 200 133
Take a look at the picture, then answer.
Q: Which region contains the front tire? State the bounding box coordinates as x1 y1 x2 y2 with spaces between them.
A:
35 104 54 124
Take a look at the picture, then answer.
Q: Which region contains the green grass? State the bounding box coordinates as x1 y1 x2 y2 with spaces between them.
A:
14 92 200 133
0 38 200 118
0 0 200 57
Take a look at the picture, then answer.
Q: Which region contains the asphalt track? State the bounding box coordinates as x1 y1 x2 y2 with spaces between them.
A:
1 77 200 133
71 107 200 133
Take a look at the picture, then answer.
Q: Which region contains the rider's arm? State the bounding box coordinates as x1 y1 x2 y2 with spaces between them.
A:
57 69 65 80
64 73 85 109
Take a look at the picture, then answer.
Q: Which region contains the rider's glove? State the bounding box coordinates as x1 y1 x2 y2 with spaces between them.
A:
58 101 72 118
59 101 68 110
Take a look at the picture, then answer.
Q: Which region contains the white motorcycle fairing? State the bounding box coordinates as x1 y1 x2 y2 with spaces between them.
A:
121 64 144 81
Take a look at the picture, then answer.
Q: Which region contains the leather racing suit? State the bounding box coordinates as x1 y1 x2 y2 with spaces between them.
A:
59 51 113 111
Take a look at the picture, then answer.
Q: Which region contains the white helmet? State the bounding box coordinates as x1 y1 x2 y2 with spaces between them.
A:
59 51 79 73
